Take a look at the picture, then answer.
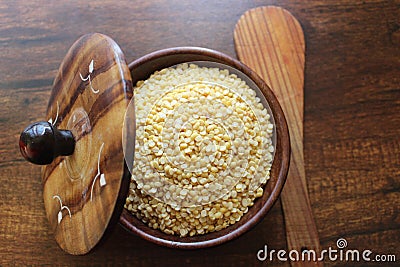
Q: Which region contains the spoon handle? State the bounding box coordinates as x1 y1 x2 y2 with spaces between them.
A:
235 6 322 266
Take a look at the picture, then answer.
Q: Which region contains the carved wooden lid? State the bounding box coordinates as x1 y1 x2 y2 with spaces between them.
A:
41 33 133 255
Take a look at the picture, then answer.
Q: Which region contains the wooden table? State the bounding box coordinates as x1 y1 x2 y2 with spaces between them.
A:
0 1 399 266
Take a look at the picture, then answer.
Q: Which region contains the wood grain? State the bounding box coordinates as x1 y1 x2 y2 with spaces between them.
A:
234 6 322 266
0 0 399 266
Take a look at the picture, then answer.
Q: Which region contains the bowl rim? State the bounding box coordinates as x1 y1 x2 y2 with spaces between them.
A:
120 46 290 249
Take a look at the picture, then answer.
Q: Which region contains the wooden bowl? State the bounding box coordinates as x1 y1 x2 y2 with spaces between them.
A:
119 47 290 249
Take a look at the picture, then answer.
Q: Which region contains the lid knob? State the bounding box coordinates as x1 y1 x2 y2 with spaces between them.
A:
19 121 75 165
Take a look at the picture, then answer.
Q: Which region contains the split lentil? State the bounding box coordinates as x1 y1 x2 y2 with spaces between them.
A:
125 63 275 237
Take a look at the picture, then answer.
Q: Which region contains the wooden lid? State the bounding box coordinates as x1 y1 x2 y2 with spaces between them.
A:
41 33 133 255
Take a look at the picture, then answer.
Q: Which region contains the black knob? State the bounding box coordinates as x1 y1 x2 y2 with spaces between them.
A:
19 121 75 165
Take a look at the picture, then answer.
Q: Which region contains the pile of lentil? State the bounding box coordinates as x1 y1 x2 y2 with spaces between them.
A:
125 63 275 237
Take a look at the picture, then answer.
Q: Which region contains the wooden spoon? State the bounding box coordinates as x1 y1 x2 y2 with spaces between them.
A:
235 6 322 266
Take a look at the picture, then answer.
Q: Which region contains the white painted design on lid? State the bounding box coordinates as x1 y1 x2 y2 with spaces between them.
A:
79 59 99 94
48 101 59 126
90 142 106 201
53 195 72 224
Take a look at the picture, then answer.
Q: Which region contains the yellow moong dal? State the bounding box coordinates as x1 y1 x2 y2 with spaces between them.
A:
125 63 274 237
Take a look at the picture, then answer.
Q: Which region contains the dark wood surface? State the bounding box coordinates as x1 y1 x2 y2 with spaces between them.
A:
0 0 399 266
